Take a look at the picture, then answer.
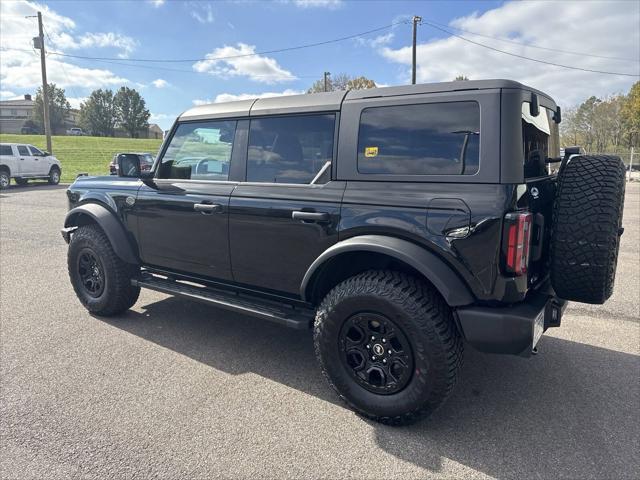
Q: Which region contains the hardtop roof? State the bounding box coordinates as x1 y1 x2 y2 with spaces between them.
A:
178 79 553 121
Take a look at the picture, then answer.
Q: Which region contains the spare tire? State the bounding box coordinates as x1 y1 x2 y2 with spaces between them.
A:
550 155 626 304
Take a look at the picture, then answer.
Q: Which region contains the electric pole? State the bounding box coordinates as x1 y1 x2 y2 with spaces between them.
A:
34 11 52 153
412 15 422 85
323 71 331 92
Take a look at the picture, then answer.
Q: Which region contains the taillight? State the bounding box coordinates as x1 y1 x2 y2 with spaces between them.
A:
503 212 533 276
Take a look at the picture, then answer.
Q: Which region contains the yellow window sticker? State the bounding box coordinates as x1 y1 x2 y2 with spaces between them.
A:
365 146 378 157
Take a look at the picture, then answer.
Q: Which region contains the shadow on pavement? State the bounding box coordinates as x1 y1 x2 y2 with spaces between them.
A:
100 296 639 479
0 183 67 196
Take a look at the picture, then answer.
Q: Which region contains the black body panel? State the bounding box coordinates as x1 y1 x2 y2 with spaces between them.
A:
228 181 345 294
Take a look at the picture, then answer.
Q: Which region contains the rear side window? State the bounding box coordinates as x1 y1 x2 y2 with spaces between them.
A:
17 146 29 156
158 120 236 181
357 102 480 175
0 145 12 156
247 114 335 184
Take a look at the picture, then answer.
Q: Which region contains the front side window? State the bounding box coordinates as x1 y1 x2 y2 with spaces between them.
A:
29 146 44 156
247 114 335 184
357 102 480 176
158 120 236 180
17 145 29 156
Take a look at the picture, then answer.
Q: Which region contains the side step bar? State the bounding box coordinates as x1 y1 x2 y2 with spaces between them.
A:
132 274 315 330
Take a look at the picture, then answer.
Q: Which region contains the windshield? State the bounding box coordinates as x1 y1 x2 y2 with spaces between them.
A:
522 102 560 177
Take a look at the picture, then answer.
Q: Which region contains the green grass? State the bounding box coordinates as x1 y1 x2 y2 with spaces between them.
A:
0 134 163 183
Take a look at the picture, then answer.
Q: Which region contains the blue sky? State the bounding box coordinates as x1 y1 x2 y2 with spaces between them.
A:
1 0 638 130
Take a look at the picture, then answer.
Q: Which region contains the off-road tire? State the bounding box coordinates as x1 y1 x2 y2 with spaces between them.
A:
0 169 10 190
68 224 140 316
550 155 626 304
314 270 463 426
15 178 28 186
48 167 61 185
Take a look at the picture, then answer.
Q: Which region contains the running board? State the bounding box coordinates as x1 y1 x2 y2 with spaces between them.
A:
132 275 315 330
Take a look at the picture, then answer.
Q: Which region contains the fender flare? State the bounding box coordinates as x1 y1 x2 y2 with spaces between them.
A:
63 203 139 264
301 235 475 307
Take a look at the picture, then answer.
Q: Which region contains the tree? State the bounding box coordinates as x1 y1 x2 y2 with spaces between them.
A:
114 87 150 138
34 83 70 133
346 76 377 90
454 75 469 81
621 81 640 147
307 73 377 93
79 89 117 137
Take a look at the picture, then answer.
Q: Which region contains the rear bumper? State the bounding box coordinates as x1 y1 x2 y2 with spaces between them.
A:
455 291 567 357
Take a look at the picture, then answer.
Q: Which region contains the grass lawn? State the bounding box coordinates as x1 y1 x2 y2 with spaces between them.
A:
0 134 163 183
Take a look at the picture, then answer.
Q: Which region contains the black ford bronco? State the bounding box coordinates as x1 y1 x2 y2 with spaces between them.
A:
62 80 626 425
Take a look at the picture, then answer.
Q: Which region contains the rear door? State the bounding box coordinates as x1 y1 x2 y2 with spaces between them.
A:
228 113 344 295
132 119 239 281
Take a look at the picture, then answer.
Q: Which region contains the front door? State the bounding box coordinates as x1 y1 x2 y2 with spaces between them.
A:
15 145 35 175
27 145 50 176
132 119 239 281
229 113 344 295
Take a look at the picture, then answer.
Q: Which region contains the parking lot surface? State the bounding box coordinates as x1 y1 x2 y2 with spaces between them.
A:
1 182 639 479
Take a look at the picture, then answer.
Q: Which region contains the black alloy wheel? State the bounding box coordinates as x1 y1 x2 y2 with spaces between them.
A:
77 248 105 298
339 313 414 395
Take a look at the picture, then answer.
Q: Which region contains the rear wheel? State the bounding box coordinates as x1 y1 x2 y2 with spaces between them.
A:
0 169 9 189
314 270 463 425
67 224 140 316
48 167 61 185
550 155 626 304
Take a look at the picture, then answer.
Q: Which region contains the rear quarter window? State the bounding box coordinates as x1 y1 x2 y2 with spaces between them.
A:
357 101 480 176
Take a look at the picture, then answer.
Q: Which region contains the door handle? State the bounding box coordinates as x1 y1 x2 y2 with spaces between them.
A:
194 203 221 214
19 158 24 161
292 211 330 222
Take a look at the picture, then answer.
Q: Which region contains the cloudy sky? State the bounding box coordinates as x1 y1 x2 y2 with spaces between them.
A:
1 0 638 129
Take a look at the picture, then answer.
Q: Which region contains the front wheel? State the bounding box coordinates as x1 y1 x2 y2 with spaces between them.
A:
314 270 463 425
48 167 61 185
67 224 140 316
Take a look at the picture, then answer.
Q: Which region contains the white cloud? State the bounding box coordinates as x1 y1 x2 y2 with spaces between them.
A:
0 91 17 99
192 89 304 105
0 1 129 90
356 32 394 49
191 3 214 24
193 43 296 83
290 0 342 8
379 1 640 106
213 89 304 103
67 97 87 109
151 79 170 88
149 0 165 7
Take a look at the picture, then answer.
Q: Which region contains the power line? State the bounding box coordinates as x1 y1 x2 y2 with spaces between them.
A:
40 21 406 64
424 19 639 63
420 20 640 77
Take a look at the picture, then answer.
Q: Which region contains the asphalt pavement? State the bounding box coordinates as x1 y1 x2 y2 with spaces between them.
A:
1 182 638 479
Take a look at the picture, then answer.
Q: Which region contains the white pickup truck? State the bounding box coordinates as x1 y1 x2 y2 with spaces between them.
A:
0 143 62 189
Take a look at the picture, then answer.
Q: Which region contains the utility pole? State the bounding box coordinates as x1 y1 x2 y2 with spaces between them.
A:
323 71 331 92
34 11 52 153
412 15 422 85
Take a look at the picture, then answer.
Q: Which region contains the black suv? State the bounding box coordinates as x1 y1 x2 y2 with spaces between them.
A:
62 80 626 425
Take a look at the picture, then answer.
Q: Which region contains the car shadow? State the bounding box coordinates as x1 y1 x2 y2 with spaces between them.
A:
0 183 67 195
100 296 639 479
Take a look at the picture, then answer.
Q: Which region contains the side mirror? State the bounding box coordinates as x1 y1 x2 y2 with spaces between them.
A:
117 155 141 178
529 93 540 117
553 106 562 124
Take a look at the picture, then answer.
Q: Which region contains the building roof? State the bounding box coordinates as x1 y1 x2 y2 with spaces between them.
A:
0 99 34 107
178 79 552 121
